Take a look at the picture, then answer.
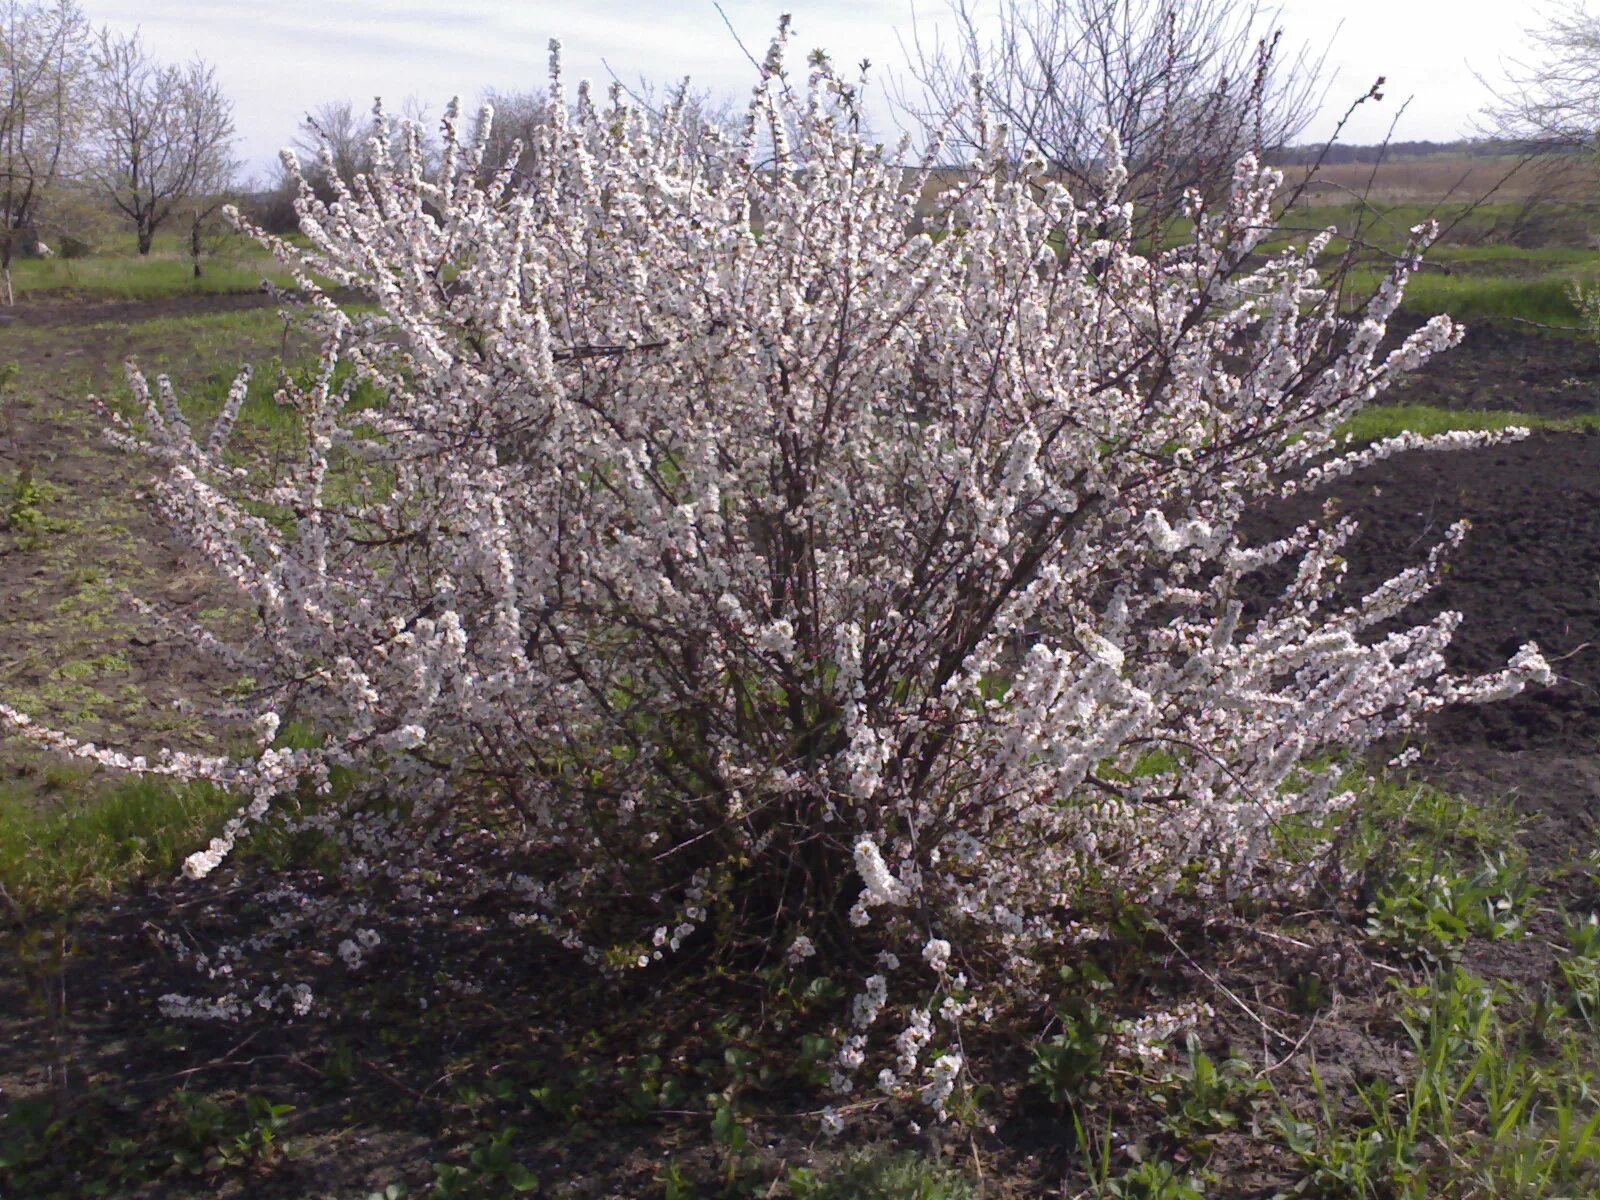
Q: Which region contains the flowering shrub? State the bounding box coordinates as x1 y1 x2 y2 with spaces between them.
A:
0 27 1552 1116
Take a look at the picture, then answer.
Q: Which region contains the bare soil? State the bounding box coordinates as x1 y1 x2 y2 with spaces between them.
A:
1388 311 1600 419
1264 428 1600 849
0 296 276 765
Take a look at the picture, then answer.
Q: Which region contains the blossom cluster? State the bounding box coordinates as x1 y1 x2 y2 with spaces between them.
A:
0 27 1554 1118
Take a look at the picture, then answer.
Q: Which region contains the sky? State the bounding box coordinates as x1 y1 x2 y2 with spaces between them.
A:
81 0 1552 183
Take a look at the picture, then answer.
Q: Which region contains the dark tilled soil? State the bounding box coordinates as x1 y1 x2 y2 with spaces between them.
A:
1263 428 1600 848
1387 313 1600 418
0 289 294 330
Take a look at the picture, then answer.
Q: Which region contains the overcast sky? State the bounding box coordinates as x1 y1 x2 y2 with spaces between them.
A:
82 0 1547 183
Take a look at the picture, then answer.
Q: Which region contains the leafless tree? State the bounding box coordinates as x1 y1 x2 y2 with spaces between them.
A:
94 28 236 254
470 78 741 187
472 87 553 178
901 0 1328 208
0 0 91 302
291 95 439 203
1483 3 1600 150
291 99 367 187
184 189 234 278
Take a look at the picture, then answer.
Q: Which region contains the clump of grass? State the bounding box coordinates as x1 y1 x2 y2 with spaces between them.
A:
1275 968 1600 1200
1338 404 1600 443
0 774 237 915
10 254 296 302
6 230 327 303
782 1149 977 1200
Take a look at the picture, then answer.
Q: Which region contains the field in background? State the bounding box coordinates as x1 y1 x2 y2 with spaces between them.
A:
1284 154 1600 211
6 230 302 303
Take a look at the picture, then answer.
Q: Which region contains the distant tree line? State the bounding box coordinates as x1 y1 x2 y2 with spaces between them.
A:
1267 138 1573 166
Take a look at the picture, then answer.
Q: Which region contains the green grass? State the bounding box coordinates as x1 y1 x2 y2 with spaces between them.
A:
10 255 293 301
1339 404 1600 443
1277 199 1600 255
1427 244 1600 268
1276 968 1600 1200
1382 271 1588 325
1267 196 1600 325
0 772 238 915
8 231 304 302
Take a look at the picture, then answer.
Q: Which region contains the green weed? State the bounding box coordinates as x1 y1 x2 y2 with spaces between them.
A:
1029 963 1116 1106
784 1149 977 1200
1558 913 1600 1029
1158 1035 1268 1143
432 1128 539 1198
167 1091 295 1177
1275 969 1600 1199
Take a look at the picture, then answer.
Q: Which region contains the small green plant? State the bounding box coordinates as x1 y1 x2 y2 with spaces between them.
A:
1159 1036 1267 1143
1558 913 1600 1029
1029 964 1115 1106
1349 783 1533 960
0 1089 160 1194
1365 852 1530 958
432 1128 538 1198
526 1063 599 1124
659 1157 698 1200
3 465 46 540
785 1148 976 1199
1096 1159 1209 1200
168 1091 295 1176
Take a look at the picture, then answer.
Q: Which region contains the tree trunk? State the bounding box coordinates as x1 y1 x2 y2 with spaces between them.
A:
191 221 203 278
137 224 153 255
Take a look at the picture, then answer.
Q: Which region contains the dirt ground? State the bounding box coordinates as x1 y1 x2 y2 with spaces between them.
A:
1310 315 1600 847
1387 311 1600 418
1 294 1598 1197
0 294 290 764
1268 428 1600 852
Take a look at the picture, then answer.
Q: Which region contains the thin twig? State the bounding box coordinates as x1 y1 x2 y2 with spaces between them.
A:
1158 923 1297 1048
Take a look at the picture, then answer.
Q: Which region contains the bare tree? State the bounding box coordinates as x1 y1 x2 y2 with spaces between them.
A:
1483 3 1600 150
291 95 441 203
469 78 740 188
902 0 1328 208
184 189 233 278
0 0 91 302
94 29 236 254
473 86 553 179
290 99 371 199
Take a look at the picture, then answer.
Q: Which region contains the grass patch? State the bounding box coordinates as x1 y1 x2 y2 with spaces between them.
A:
8 231 323 302
1399 272 1585 325
1275 967 1600 1200
0 773 237 916
1339 267 1590 324
11 245 296 302
1339 404 1600 443
1427 244 1600 269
